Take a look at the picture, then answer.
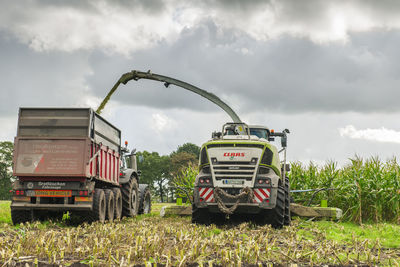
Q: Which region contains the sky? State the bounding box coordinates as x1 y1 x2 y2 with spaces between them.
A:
1 0 400 166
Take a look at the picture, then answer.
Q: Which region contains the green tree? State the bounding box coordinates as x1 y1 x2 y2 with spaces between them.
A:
137 151 171 202
170 152 197 178
174 143 200 159
0 141 14 200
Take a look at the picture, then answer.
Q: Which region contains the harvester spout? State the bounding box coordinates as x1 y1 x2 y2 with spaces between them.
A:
96 70 242 123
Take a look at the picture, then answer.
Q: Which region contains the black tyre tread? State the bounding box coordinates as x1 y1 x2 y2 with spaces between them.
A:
191 204 210 225
284 177 291 226
121 177 139 217
87 189 106 223
11 208 33 225
270 187 285 229
138 184 151 214
112 187 123 220
104 189 115 222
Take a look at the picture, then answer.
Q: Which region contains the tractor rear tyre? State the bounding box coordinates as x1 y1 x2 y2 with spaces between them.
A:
112 188 123 220
269 186 285 229
87 189 106 223
104 189 115 222
191 204 210 225
284 178 291 226
121 177 139 217
138 184 151 214
11 208 33 225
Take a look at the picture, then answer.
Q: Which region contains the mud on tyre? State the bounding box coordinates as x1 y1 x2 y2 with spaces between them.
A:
138 184 151 214
121 176 139 217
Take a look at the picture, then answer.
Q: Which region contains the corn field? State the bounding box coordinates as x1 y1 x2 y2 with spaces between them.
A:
289 156 400 224
0 216 398 266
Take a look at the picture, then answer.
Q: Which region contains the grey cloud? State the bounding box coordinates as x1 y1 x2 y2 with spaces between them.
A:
0 33 93 116
85 21 400 114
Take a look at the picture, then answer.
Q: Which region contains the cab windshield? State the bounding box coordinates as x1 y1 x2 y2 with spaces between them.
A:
250 128 269 139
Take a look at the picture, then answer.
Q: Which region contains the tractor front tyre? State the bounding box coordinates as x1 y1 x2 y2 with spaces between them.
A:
284 178 291 226
11 208 33 225
104 189 115 222
138 184 151 214
269 186 285 229
191 204 210 225
112 188 123 220
121 177 139 217
88 189 106 223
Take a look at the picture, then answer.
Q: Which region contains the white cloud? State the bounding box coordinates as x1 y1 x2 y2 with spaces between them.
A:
151 113 175 132
339 125 400 144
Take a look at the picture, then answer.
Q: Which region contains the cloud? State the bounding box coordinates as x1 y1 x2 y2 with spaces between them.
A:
85 25 400 114
3 0 400 55
339 125 400 144
151 113 176 132
0 34 95 116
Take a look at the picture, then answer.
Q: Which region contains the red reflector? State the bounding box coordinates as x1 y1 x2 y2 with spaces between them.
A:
120 172 123 176
200 179 204 184
20 190 24 195
16 191 20 195
206 179 210 183
84 191 88 196
79 191 83 195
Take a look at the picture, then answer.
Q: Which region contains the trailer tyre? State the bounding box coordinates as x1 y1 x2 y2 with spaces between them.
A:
89 189 106 223
138 184 151 214
11 208 33 225
112 188 123 220
284 178 291 226
191 204 210 225
104 189 115 222
122 177 139 217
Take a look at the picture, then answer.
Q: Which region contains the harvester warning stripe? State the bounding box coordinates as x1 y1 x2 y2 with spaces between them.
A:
199 187 214 202
253 188 270 203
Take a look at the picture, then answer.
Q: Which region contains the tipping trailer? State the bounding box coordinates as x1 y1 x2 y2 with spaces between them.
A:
11 108 150 224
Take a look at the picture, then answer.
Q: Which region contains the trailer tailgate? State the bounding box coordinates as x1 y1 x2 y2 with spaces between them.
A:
13 137 91 177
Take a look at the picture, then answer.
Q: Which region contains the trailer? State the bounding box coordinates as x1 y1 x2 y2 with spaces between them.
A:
11 108 150 224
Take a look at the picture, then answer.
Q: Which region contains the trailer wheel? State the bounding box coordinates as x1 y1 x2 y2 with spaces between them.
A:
191 204 210 225
112 188 122 220
266 186 285 229
284 178 291 226
104 189 115 222
121 177 139 217
11 208 33 225
138 184 151 214
89 189 106 223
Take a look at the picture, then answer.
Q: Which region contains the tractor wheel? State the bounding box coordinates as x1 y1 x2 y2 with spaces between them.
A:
269 186 285 229
87 189 106 223
138 184 151 214
121 177 139 217
191 204 210 225
11 208 33 225
104 189 115 222
284 178 291 226
112 188 123 220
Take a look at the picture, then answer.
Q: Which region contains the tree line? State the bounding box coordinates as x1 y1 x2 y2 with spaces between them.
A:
0 141 199 202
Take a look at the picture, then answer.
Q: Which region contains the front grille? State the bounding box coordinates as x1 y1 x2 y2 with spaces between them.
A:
211 160 257 180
